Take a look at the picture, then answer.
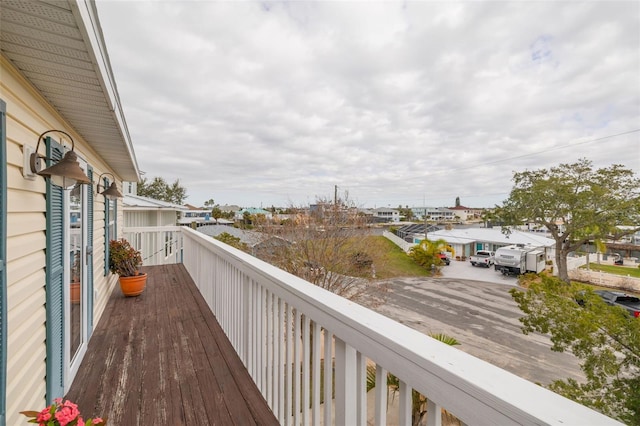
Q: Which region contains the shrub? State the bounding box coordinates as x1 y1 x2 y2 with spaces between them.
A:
108 239 142 277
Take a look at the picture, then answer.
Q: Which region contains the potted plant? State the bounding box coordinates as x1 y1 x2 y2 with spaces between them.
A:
109 238 146 296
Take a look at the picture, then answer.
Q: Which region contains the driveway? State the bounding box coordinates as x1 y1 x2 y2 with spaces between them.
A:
440 257 518 285
365 275 584 386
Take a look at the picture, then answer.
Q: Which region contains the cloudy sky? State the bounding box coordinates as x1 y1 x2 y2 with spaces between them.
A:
95 1 640 209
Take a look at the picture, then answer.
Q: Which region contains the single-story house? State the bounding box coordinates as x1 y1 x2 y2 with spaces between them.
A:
1 2 140 423
410 227 556 260
123 190 188 228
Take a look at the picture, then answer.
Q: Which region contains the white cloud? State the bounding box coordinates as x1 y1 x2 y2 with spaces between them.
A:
97 0 640 208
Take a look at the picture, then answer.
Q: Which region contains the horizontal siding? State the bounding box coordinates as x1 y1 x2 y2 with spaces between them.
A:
92 274 118 323
6 258 44 309
1 58 130 425
6 247 44 289
6 211 44 237
6 232 44 263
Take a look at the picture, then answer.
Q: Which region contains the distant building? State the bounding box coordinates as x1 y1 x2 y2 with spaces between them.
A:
123 194 187 227
410 206 456 222
448 205 482 222
219 204 241 214
370 207 400 223
235 207 273 220
179 205 233 227
406 227 556 260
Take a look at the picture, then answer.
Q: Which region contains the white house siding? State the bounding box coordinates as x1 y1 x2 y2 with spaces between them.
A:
2 57 120 424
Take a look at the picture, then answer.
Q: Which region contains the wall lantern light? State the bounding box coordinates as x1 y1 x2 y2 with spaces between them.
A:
29 130 91 189
97 172 123 199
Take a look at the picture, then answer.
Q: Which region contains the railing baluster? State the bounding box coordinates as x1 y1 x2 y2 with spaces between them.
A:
302 315 311 425
356 353 366 426
427 399 442 426
285 303 293 426
266 291 273 408
398 380 411 426
248 277 256 379
323 330 332 426
259 285 266 394
334 337 357 426
312 321 321 426
375 364 387 426
277 298 285 420
242 274 250 368
293 309 301 426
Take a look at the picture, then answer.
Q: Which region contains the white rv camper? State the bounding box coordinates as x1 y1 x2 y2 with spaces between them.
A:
494 244 546 275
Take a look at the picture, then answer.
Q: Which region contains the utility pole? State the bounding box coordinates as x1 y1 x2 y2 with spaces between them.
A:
423 195 428 242
334 185 338 207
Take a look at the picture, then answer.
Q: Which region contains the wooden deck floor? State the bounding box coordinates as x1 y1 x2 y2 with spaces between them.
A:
66 264 278 425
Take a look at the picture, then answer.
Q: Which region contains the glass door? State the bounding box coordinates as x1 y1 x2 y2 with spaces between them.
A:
66 171 88 386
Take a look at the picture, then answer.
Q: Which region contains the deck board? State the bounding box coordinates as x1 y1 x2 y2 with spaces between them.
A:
66 264 278 425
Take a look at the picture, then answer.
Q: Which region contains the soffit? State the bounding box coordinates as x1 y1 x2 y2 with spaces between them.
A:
0 0 140 181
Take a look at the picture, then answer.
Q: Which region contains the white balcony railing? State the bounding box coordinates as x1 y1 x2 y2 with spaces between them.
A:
124 226 621 426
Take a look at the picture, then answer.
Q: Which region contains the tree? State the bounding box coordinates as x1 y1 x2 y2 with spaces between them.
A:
204 198 215 208
510 274 640 424
214 232 249 252
242 210 252 227
137 176 188 204
409 238 450 272
495 159 640 282
168 179 187 205
255 194 386 302
455 196 460 207
397 205 414 221
211 207 223 224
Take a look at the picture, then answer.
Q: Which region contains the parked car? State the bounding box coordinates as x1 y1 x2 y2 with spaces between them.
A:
469 250 495 268
438 253 450 266
595 290 640 318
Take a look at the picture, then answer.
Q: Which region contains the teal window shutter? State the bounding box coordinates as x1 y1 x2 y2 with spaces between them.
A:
87 167 94 334
0 98 8 425
45 137 65 403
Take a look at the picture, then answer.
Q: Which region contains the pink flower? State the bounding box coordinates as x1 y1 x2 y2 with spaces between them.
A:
36 406 53 423
22 399 103 426
54 400 80 426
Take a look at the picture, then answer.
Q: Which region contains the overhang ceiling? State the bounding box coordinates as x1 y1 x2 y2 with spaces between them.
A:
0 0 140 181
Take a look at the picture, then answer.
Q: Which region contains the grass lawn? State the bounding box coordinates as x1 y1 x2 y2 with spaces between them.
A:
362 235 430 279
582 263 640 279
